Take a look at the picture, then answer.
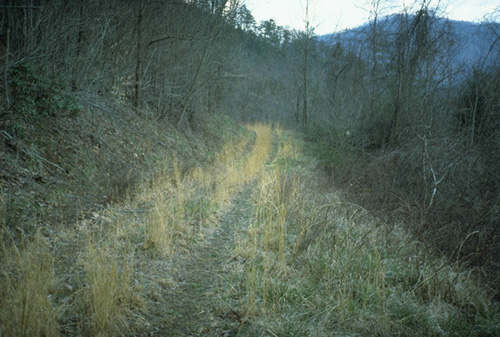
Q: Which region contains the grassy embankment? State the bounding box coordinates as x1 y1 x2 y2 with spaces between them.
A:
0 99 265 335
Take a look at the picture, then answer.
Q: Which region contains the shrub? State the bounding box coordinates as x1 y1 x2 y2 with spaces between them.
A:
9 63 81 121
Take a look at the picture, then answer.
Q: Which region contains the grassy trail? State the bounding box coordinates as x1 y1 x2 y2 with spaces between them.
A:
142 124 274 335
152 183 256 335
154 125 500 336
1 123 499 336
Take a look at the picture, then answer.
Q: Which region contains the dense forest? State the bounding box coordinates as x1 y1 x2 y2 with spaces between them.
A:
1 0 500 335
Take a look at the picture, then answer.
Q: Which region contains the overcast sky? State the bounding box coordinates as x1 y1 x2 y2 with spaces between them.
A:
244 0 500 35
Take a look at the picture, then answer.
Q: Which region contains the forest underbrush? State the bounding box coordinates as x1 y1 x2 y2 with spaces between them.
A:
227 127 500 336
303 125 500 303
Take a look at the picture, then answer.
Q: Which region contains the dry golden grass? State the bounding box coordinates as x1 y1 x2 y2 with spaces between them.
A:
132 123 269 256
237 128 300 316
133 130 256 255
65 125 257 335
244 124 272 178
0 117 257 336
141 169 192 254
0 231 59 337
79 236 144 336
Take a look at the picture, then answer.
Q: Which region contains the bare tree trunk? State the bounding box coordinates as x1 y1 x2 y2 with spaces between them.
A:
368 0 383 127
177 0 228 129
470 85 479 146
302 44 308 125
177 45 208 129
3 0 12 115
295 86 301 124
4 25 10 114
134 0 144 111
302 0 310 125
71 3 84 91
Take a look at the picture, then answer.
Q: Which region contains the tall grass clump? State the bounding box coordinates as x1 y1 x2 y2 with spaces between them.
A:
238 132 301 318
137 154 198 255
79 237 144 336
244 124 272 178
135 126 258 256
143 177 191 253
249 169 298 312
211 132 253 204
0 231 59 337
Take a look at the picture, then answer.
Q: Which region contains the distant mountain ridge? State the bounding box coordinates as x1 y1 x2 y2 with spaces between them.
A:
320 14 500 70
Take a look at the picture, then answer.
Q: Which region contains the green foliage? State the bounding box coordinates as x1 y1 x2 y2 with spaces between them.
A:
9 63 81 121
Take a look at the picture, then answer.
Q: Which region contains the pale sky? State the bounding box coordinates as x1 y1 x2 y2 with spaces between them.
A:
244 0 500 35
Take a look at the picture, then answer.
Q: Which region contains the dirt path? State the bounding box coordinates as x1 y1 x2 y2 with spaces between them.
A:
4 119 499 336
145 182 254 336
144 126 272 336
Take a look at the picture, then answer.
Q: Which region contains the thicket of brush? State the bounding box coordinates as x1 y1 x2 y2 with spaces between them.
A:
305 59 500 299
294 5 500 297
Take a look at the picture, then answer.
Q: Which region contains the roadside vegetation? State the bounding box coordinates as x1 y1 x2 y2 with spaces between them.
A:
2 114 500 335
230 128 500 336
